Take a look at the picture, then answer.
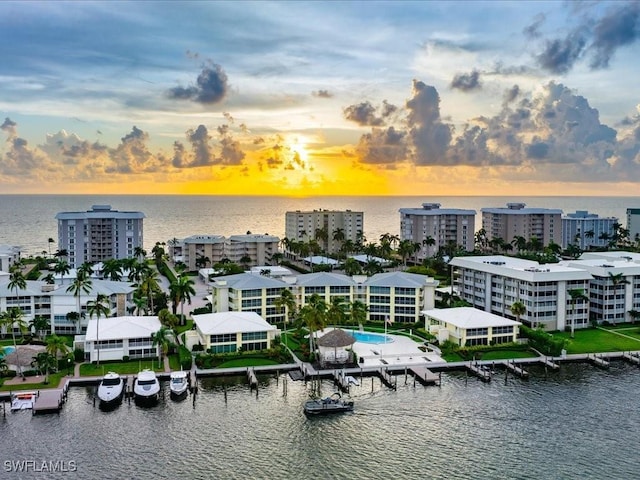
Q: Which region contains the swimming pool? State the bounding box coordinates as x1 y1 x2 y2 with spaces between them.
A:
2 346 16 356
346 331 394 344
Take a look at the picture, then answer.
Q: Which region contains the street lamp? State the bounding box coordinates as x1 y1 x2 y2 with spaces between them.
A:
67 357 72 376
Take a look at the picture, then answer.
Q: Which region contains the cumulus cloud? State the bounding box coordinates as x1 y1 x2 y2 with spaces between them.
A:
352 79 640 181
312 90 333 98
1 117 17 137
172 123 245 168
534 2 640 73
450 70 482 92
343 100 399 126
168 62 229 104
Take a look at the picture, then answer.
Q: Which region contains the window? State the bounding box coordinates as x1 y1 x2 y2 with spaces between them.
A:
210 333 236 343
242 331 267 341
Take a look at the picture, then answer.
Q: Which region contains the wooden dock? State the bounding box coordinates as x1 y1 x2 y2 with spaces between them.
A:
504 361 529 379
622 352 640 365
33 382 69 415
467 362 491 382
377 368 397 390
408 366 440 386
333 370 351 393
539 357 560 370
588 354 610 369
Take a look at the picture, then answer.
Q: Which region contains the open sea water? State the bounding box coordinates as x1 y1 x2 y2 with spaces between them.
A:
1 195 639 257
1 363 640 479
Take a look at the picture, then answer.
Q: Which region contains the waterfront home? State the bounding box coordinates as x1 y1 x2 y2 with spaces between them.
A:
206 270 439 325
192 311 277 353
0 244 21 272
450 255 592 331
0 278 134 335
423 307 521 347
565 251 640 325
83 316 161 363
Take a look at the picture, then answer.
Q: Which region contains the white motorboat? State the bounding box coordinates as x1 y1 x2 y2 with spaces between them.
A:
97 372 124 405
134 369 160 403
169 371 189 397
10 391 37 411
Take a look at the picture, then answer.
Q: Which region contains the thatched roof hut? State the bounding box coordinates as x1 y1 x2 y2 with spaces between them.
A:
317 329 355 365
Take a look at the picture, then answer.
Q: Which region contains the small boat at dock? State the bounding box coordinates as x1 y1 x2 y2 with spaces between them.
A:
11 391 37 411
169 371 188 397
303 392 354 416
97 372 124 406
134 369 160 404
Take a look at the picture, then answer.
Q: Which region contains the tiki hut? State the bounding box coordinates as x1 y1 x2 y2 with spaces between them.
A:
317 329 356 366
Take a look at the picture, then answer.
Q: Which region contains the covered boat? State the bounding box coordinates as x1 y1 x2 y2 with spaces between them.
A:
303 392 354 416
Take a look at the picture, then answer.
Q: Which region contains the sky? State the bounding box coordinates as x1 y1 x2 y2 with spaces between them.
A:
1 0 639 196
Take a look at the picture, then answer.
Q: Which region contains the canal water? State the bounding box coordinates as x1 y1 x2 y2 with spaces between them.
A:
1 362 639 479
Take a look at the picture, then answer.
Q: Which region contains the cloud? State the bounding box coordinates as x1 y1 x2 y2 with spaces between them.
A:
343 101 385 126
524 13 546 39
352 79 640 181
107 126 163 174
312 89 333 98
1 117 17 137
534 2 640 74
167 62 229 105
450 70 481 92
172 123 245 168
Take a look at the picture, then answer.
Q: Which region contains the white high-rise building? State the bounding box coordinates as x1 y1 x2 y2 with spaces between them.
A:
285 209 363 254
627 208 640 243
56 205 144 268
561 211 618 249
481 203 562 250
399 203 475 259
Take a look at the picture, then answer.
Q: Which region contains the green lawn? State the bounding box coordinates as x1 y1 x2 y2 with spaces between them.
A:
0 371 67 392
175 320 194 334
168 353 181 371
479 350 538 361
554 328 640 354
79 359 165 376
216 358 280 368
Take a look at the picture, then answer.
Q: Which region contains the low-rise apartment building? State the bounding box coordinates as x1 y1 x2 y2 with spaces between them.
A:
450 255 591 331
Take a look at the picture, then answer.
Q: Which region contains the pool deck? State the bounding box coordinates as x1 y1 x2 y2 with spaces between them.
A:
317 328 445 367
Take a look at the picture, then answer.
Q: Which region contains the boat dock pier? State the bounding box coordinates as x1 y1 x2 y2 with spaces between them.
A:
333 370 351 393
622 352 640 366
588 354 610 369
467 362 491 382
247 368 258 390
33 381 69 415
408 366 440 386
503 361 529 379
377 368 397 390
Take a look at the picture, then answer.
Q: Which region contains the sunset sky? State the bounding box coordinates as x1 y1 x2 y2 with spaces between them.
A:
1 1 639 196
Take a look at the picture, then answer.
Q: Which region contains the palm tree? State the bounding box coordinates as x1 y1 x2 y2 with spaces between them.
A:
239 255 252 269
628 309 640 324
31 352 57 384
343 257 362 276
43 273 56 285
0 308 28 377
299 294 327 356
29 315 50 341
510 301 526 325
8 264 27 303
133 294 149 316
66 270 93 333
151 326 175 364
327 296 348 326
348 300 368 328
364 258 382 276
45 334 71 366
134 246 147 261
138 266 161 314
422 235 436 257
274 288 296 327
567 288 589 338
158 309 179 329
170 275 196 325
607 272 629 325
87 294 111 365
101 258 123 281
54 259 71 284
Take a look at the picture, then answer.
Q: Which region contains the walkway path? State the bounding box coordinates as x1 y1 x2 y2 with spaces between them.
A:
597 327 640 343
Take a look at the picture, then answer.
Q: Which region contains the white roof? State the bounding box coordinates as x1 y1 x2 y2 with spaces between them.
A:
450 255 592 282
85 316 161 342
423 307 521 329
303 256 339 265
193 311 276 335
248 266 292 276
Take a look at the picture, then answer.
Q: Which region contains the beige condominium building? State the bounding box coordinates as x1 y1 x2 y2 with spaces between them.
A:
399 203 475 259
481 202 562 250
285 209 363 254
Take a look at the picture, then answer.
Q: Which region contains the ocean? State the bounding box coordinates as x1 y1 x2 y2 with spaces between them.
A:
1 195 639 257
